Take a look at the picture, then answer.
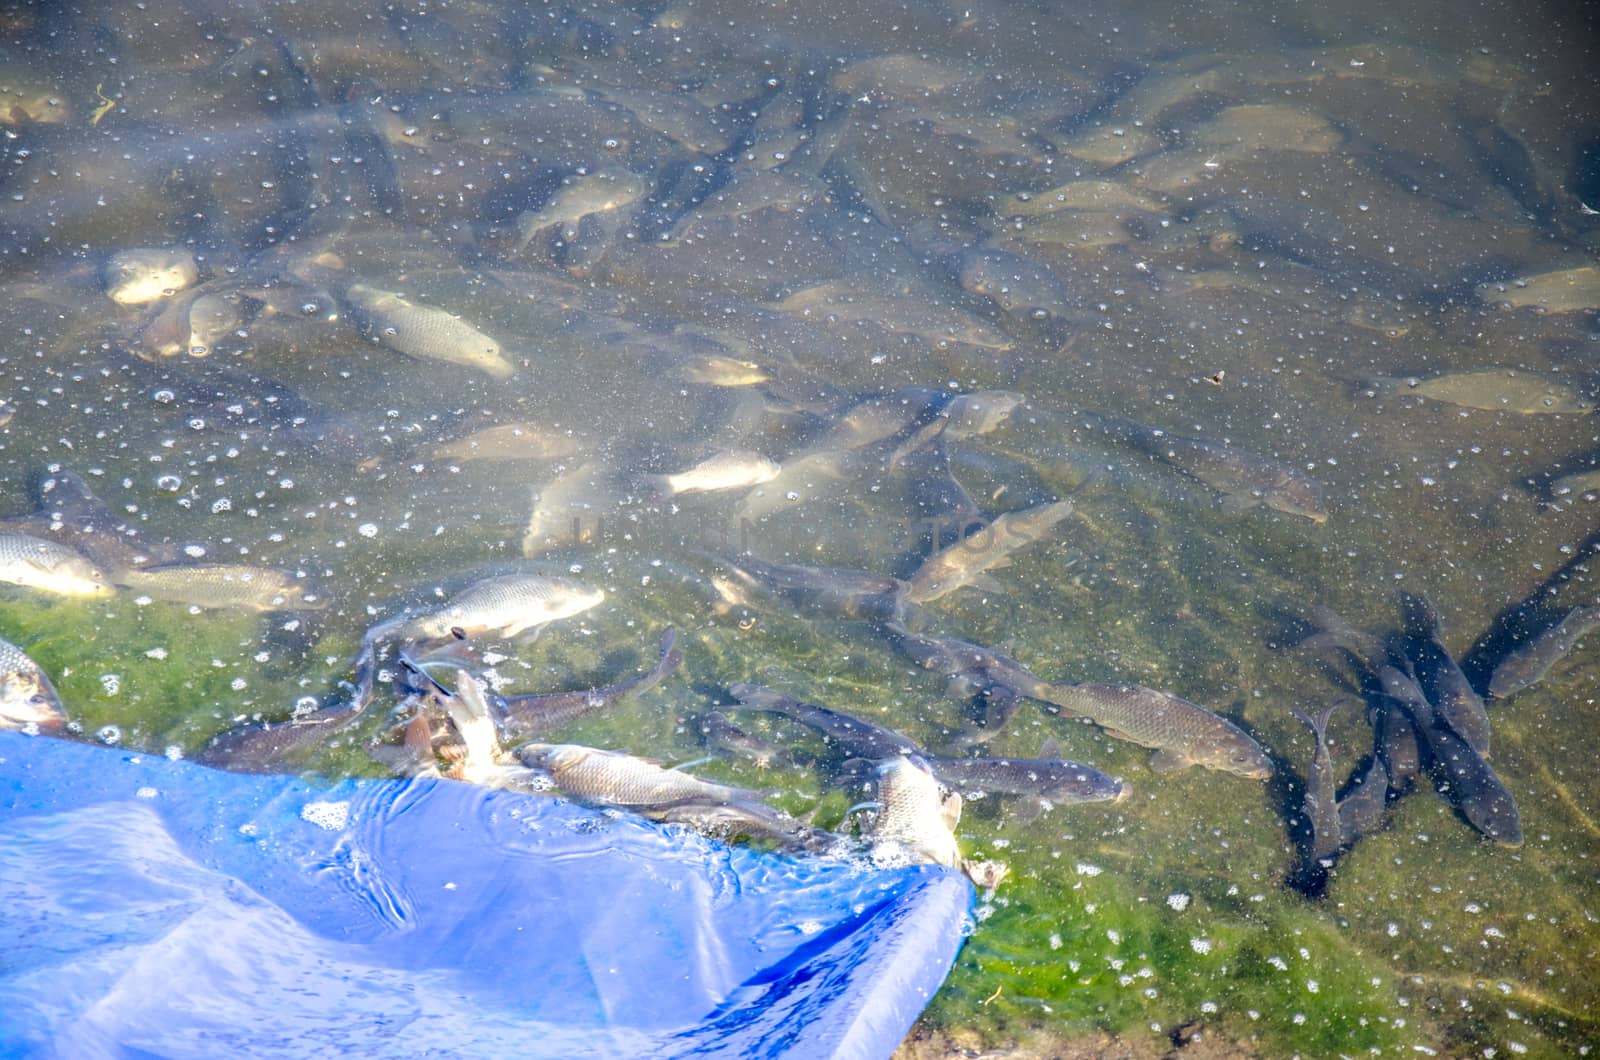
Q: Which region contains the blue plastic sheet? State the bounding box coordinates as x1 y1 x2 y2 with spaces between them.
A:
0 731 972 1058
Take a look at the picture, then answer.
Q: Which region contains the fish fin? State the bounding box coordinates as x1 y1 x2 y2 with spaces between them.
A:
1037 736 1062 760
967 573 1009 593
1007 796 1047 825
1147 748 1192 772
940 791 964 829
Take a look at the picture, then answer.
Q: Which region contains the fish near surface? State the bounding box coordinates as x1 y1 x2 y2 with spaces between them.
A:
1364 369 1594 414
115 564 327 612
705 553 908 624
498 626 680 739
865 755 963 869
652 450 782 495
430 422 583 463
344 284 515 380
1074 411 1327 522
1377 666 1521 846
1290 703 1346 863
1034 682 1275 779
905 496 1079 604
696 710 793 769
1399 592 1490 755
397 574 604 641
1488 605 1600 700
728 683 921 761
0 533 114 598
924 738 1126 815
102 248 200 306
0 637 65 731
516 742 765 809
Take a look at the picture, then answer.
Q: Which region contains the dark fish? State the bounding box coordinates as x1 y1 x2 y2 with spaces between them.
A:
1488 605 1600 700
1399 592 1490 755
727 684 921 760
1372 695 1421 794
1290 702 1344 863
705 553 909 624
1336 754 1389 844
498 627 681 739
196 702 364 773
696 710 792 769
1377 666 1521 846
882 622 1045 741
1072 410 1327 523
924 738 1126 817
1031 682 1275 779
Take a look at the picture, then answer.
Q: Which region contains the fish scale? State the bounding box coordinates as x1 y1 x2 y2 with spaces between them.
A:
0 636 65 730
403 574 604 640
517 743 762 807
0 533 112 598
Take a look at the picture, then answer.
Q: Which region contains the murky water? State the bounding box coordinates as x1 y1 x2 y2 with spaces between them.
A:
2 0 1598 1054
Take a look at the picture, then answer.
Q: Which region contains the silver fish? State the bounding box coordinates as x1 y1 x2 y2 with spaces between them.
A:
0 637 65 731
905 497 1078 603
102 248 199 306
396 573 604 641
0 533 113 598
653 450 781 495
516 742 764 809
115 564 327 612
865 755 963 868
344 284 515 379
1034 682 1275 779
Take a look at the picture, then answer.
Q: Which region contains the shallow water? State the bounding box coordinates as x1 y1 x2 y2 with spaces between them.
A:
2 0 1599 1054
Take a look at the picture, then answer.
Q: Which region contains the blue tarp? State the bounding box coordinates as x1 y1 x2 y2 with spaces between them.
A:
0 731 972 1059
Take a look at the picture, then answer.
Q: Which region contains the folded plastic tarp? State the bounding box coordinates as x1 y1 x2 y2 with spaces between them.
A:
0 730 972 1058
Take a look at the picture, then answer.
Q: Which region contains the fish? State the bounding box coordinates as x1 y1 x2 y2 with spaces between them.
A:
344 284 515 379
804 387 947 453
522 461 623 556
728 684 921 761
115 564 328 612
1377 666 1521 845
652 450 782 495
939 391 1026 440
905 496 1079 604
648 799 842 854
0 533 113 598
1399 592 1490 755
1488 605 1600 699
1363 369 1594 414
394 573 605 641
1373 695 1421 795
429 422 583 463
0 636 65 731
955 247 1072 318
695 710 793 769
864 755 963 868
677 355 770 387
437 669 529 787
1476 265 1600 314
102 249 200 305
0 468 210 573
1336 754 1389 846
1550 469 1600 500
1290 703 1347 863
775 282 1014 351
515 168 648 243
1032 682 1275 779
923 738 1126 817
1073 411 1327 522
516 742 766 809
705 553 909 624
498 626 680 739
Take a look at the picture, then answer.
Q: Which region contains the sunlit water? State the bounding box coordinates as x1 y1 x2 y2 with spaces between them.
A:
2 0 1598 1054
